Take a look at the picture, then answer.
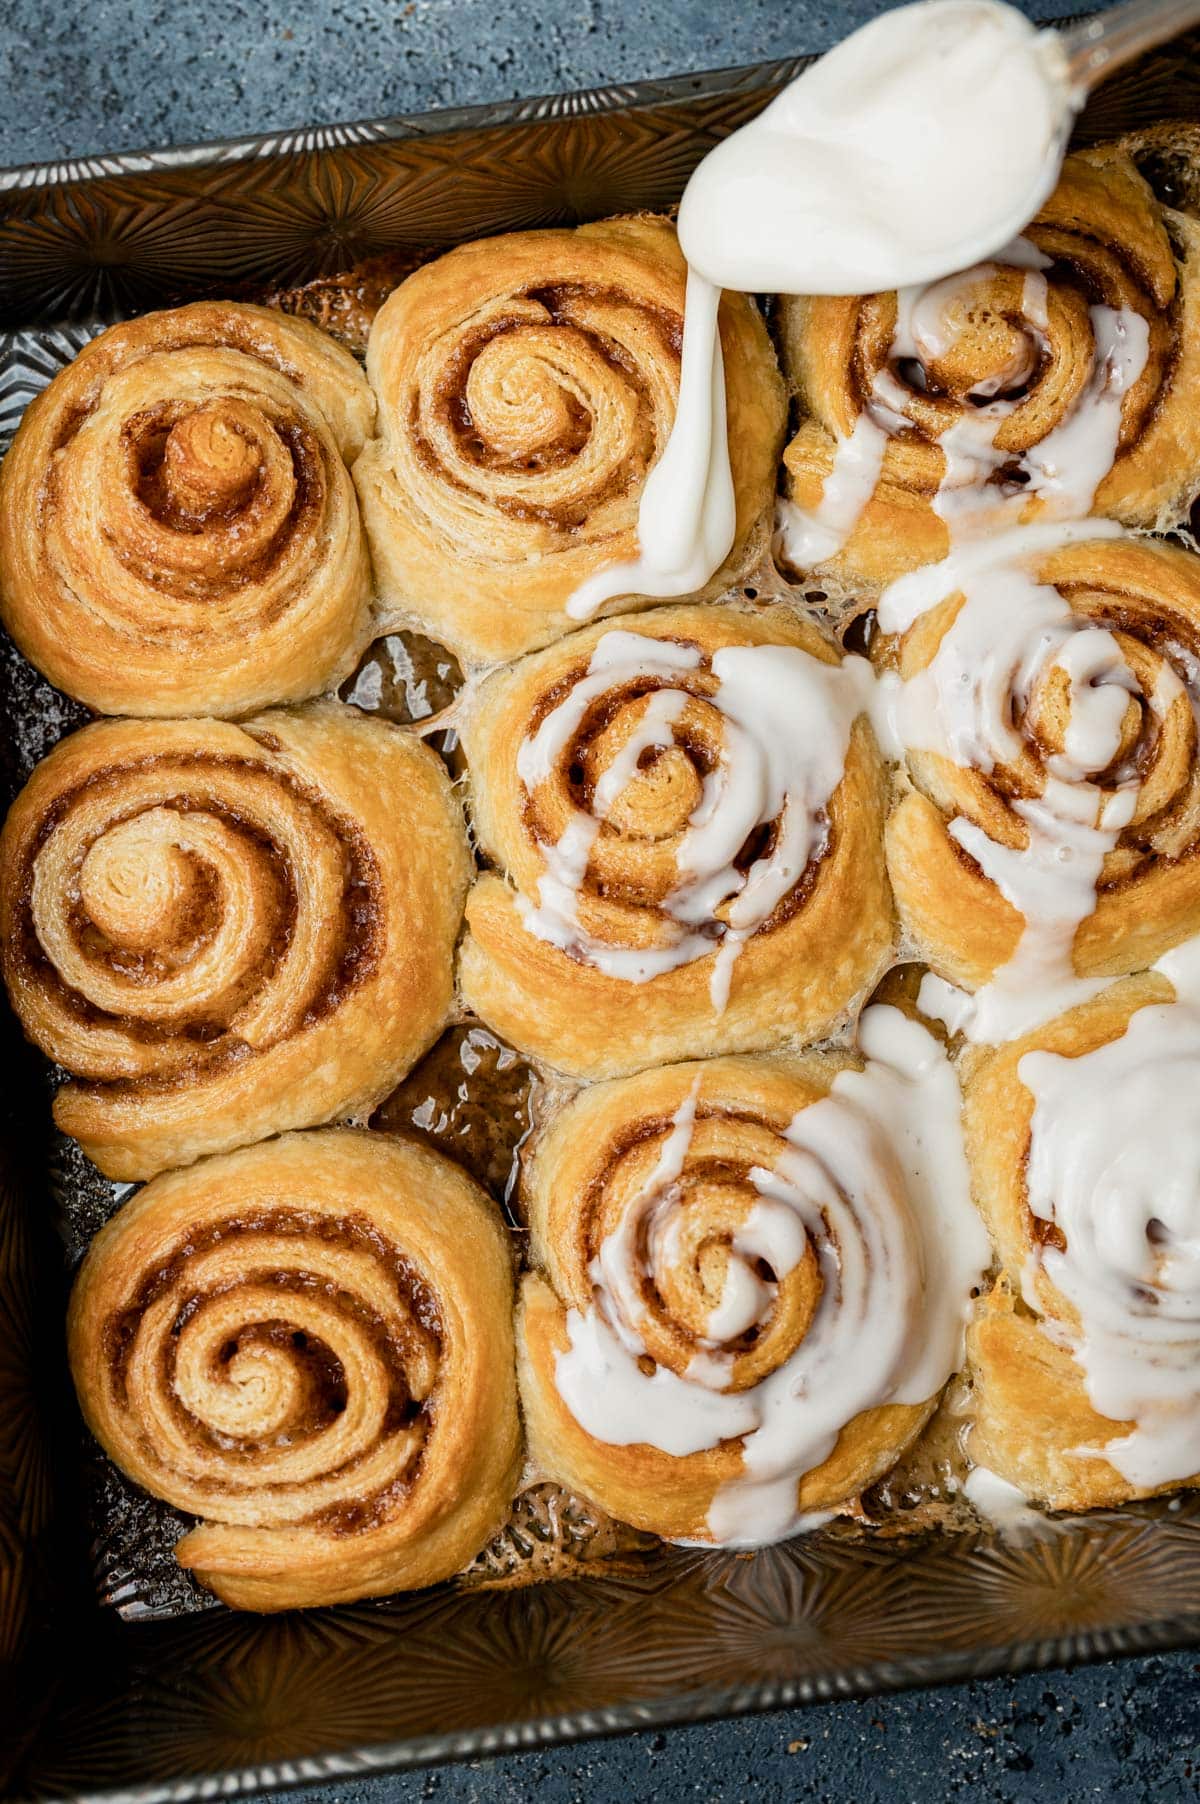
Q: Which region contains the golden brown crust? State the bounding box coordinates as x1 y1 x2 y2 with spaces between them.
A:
457 603 894 1078
0 302 377 718
883 534 1200 988
780 144 1200 586
354 216 786 664
67 1130 521 1610
962 973 1200 1508
0 705 471 1179
518 1057 934 1540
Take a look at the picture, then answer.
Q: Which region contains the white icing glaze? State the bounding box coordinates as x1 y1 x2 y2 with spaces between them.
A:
678 2 1074 296
1021 305 1150 516
704 1200 807 1341
567 0 1080 615
887 238 1051 543
775 412 890 569
787 264 1147 567
517 628 874 1007
554 1006 989 1547
1155 931 1200 1003
591 1077 702 1355
565 271 736 620
1018 983 1200 1488
878 519 1126 637
963 1465 1058 1535
882 527 1188 1043
917 971 978 1037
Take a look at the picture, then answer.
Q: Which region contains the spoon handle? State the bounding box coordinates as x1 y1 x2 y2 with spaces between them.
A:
1057 0 1200 93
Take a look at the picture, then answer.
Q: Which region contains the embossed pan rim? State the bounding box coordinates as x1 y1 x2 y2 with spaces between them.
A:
56 1611 1200 1803
7 15 1200 1804
0 55 816 191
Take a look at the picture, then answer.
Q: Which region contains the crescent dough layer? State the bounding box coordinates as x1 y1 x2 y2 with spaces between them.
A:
354 216 786 664
0 301 376 717
0 704 471 1178
68 1129 521 1610
780 144 1200 587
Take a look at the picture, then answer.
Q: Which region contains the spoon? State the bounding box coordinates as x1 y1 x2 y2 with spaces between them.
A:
1057 0 1200 95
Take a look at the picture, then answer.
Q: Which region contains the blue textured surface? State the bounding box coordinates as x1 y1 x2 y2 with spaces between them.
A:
3 0 1066 165
4 0 1199 1796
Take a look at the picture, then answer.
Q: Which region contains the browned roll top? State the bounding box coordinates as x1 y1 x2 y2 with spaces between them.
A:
354 216 786 663
0 301 376 716
0 706 471 1178
101 1204 442 1532
68 1131 521 1609
7 739 377 1080
412 280 679 523
458 603 894 1077
780 144 1200 584
882 535 1200 988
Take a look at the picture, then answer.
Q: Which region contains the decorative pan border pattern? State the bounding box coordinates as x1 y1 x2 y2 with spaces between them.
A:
4 23 1200 1801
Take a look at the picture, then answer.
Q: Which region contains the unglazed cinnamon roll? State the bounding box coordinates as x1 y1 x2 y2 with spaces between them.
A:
0 705 470 1179
878 531 1200 1042
458 602 893 1078
0 302 375 717
777 144 1200 585
518 1009 988 1544
964 963 1200 1508
353 217 785 665
68 1129 521 1610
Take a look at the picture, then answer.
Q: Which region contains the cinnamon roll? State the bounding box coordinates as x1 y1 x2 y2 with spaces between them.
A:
67 1129 521 1610
458 602 893 1079
0 705 470 1179
353 217 785 665
518 1009 988 1543
0 302 375 718
878 531 1200 1042
778 144 1200 585
964 961 1200 1508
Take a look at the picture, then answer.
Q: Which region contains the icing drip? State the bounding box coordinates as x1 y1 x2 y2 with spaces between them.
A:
1021 305 1149 516
784 242 1148 566
1156 932 1200 1003
963 1465 1058 1535
568 0 1079 615
1018 965 1200 1488
893 549 1186 1041
781 237 1043 564
516 629 874 1008
877 519 1126 637
554 1007 989 1547
775 413 890 570
565 271 735 620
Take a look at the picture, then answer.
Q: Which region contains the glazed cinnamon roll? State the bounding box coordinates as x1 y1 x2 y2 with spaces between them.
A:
458 602 893 1078
964 964 1200 1508
68 1130 521 1610
0 705 470 1179
353 217 785 665
518 1011 987 1543
778 144 1200 585
0 302 375 717
878 532 1200 1042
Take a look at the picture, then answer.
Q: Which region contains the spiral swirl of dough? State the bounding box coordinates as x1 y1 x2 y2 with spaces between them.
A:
780 146 1200 585
0 705 470 1179
67 1130 521 1610
0 302 375 717
518 1055 950 1544
965 974 1200 1509
883 534 1200 992
353 217 785 663
459 602 893 1078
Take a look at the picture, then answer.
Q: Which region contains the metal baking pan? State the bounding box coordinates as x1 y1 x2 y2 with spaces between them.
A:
4 25 1200 1801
